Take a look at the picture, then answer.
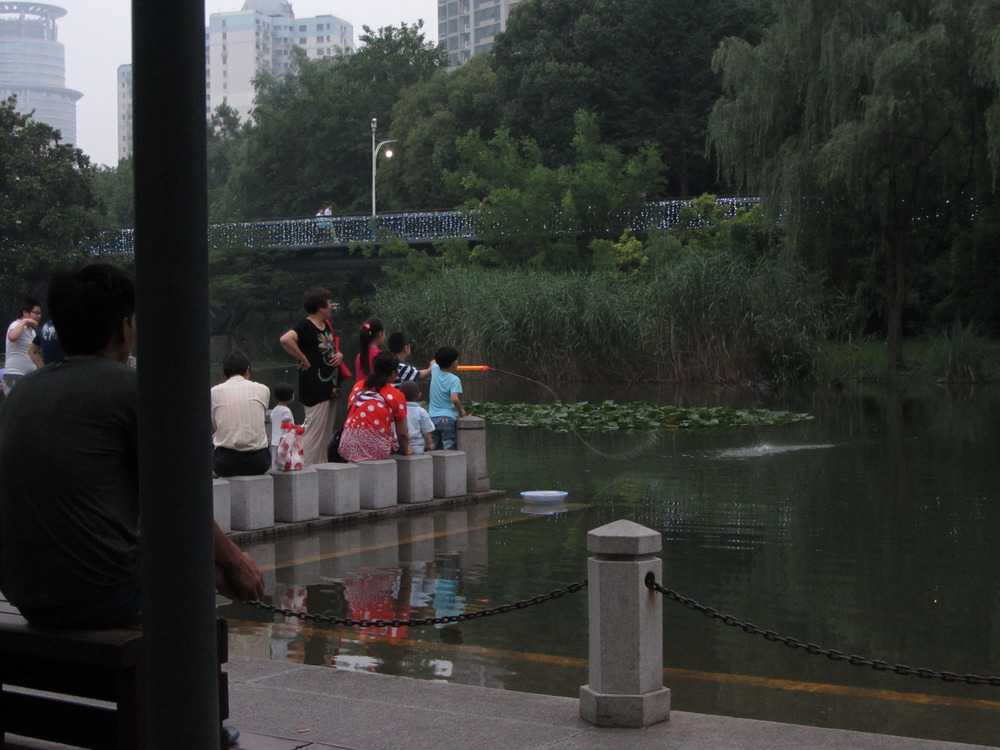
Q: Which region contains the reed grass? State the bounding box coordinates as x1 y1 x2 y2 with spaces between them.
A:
371 250 831 384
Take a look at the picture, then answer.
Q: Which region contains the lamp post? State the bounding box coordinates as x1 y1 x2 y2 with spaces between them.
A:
371 117 397 217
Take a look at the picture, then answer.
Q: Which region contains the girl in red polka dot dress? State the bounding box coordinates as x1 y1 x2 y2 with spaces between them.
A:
338 351 412 462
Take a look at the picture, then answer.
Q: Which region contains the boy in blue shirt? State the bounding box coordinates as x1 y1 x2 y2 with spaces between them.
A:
428 346 466 450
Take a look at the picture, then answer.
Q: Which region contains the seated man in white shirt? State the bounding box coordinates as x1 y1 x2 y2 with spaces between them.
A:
211 351 271 477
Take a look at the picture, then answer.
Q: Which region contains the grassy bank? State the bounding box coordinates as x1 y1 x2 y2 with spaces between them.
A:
815 330 1000 386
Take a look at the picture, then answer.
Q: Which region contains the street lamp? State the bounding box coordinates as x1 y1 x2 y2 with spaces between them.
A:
371 117 397 217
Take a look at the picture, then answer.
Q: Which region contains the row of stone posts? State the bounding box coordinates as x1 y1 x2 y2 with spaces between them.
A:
213 416 490 533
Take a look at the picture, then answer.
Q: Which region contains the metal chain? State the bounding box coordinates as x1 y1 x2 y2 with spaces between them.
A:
240 580 588 629
645 572 1000 686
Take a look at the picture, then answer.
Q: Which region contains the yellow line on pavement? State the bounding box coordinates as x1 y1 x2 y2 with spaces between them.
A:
226 617 1000 712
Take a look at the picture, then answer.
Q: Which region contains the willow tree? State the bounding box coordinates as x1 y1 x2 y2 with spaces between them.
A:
708 0 1000 367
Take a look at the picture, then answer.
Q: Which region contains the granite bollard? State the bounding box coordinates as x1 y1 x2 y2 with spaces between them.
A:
212 478 231 533
270 467 319 523
431 450 467 498
314 462 360 516
358 459 397 510
229 474 274 531
393 453 434 504
457 416 489 492
580 519 670 728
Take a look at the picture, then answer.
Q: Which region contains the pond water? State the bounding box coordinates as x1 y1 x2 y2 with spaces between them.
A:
220 373 1000 746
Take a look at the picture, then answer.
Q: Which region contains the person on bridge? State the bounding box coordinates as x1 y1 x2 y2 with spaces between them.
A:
279 287 348 467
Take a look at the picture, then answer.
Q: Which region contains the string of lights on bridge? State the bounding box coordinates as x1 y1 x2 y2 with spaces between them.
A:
87 197 759 257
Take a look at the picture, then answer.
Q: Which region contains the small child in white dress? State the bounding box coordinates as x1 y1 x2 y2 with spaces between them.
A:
398 381 435 453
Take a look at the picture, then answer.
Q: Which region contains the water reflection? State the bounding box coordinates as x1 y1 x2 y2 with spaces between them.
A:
221 382 1000 746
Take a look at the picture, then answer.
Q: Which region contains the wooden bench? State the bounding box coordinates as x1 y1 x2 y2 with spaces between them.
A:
0 608 230 749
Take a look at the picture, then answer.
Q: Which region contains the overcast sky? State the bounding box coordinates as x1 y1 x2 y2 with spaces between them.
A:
54 1 437 167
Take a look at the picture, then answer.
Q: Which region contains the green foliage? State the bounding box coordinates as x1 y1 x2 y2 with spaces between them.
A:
708 0 1000 366
371 244 830 383
207 227 300 354
491 0 774 196
927 204 1000 331
92 157 134 228
465 400 812 431
589 231 647 274
368 196 826 383
446 111 664 269
214 23 445 220
926 321 990 383
0 96 104 311
383 54 502 209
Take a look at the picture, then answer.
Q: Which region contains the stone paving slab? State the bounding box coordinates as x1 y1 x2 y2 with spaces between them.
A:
225 658 995 750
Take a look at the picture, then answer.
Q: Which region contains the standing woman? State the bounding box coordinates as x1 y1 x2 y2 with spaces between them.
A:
279 287 348 467
355 318 386 381
339 352 411 462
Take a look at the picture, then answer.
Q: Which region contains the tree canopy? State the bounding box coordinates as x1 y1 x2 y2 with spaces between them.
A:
443 110 664 269
0 97 103 313
491 0 774 196
708 0 1000 365
214 23 446 220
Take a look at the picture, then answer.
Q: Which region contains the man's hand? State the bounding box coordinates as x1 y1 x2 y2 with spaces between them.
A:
214 523 265 601
215 552 265 601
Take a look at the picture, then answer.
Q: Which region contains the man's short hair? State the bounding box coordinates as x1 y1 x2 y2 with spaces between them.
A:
387 332 409 354
222 351 251 378
47 264 135 356
302 287 332 314
20 298 40 316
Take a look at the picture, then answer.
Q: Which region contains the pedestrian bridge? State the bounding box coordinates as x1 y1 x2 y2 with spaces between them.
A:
88 197 759 262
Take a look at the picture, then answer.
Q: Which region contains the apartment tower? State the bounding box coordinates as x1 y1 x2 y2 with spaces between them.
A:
437 0 523 69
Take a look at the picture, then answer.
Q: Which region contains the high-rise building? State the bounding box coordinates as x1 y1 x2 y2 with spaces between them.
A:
206 0 353 121
0 3 81 143
117 64 133 163
116 0 353 161
438 0 523 69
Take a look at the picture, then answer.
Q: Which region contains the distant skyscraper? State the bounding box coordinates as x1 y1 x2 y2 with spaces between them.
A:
116 0 353 161
438 0 523 69
0 3 81 143
117 64 133 162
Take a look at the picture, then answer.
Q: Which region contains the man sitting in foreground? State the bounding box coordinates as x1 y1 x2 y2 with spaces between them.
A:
0 264 264 628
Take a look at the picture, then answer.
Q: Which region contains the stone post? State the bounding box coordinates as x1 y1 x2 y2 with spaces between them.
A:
580 519 670 728
457 416 489 492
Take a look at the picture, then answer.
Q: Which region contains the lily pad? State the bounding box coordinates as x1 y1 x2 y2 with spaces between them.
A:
465 400 813 432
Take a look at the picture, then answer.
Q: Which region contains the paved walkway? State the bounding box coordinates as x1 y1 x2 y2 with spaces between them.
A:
225 658 993 750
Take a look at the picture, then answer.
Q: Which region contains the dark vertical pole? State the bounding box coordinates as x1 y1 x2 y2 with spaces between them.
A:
132 1 219 748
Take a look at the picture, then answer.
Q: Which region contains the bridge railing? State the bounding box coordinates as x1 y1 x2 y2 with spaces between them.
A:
85 197 760 256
